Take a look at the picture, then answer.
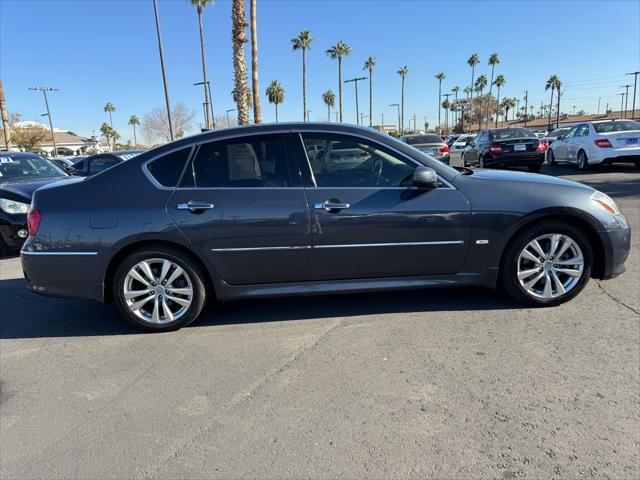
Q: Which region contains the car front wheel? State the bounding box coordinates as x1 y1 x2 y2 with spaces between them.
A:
113 246 207 331
501 222 592 306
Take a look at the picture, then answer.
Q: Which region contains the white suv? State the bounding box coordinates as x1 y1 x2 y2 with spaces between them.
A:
547 119 640 169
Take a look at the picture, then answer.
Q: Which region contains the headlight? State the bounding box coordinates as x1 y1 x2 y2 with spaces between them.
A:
591 191 620 215
0 198 30 215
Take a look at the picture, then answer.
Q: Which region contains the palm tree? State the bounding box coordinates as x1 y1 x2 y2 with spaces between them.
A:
464 85 472 99
291 31 313 122
103 102 116 129
545 74 560 130
501 98 513 123
441 99 451 132
435 72 446 129
363 56 376 127
249 0 262 123
487 53 500 99
100 122 113 150
231 0 250 125
266 80 285 122
111 130 121 148
474 74 488 129
451 85 460 126
554 76 562 130
326 40 351 122
397 66 409 134
493 74 506 127
467 53 480 103
189 0 214 129
322 90 336 122
128 115 140 146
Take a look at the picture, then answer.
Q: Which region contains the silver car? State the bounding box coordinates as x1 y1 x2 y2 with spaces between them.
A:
399 134 450 164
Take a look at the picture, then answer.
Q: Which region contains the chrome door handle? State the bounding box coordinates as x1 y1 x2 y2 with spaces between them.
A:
177 202 215 212
314 201 350 211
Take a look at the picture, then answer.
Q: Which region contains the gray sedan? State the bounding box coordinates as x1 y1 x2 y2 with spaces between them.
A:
21 123 630 331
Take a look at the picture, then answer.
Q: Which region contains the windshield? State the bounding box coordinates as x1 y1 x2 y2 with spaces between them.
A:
0 154 67 180
404 135 443 145
593 121 640 133
490 128 536 140
549 128 569 136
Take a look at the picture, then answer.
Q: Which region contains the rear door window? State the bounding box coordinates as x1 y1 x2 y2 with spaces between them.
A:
88 157 119 174
147 147 191 187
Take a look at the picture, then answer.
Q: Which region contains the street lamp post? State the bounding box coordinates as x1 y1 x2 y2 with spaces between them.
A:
626 71 639 120
344 76 367 125
620 84 632 118
152 0 174 141
29 86 58 157
618 93 625 118
389 103 400 133
226 108 236 126
194 80 215 130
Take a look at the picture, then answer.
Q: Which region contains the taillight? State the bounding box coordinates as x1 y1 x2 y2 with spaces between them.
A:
489 144 503 153
594 139 613 148
536 141 548 151
359 151 371 158
27 208 41 236
439 144 449 153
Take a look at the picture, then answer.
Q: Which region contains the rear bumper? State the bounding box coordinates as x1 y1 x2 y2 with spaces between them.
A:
597 218 631 280
489 152 545 166
21 250 105 302
599 153 640 164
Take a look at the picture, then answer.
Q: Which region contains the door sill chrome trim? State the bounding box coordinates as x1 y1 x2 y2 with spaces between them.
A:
211 245 312 253
21 251 98 256
211 241 463 253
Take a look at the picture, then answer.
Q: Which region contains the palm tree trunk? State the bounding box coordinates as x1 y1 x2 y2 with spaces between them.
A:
133 125 137 146
109 112 113 129
555 89 561 130
548 88 554 130
368 68 373 127
250 0 262 124
275 103 279 122
338 56 343 122
197 7 212 129
232 0 250 125
438 80 441 128
400 76 404 134
327 104 330 122
495 87 501 128
0 79 10 149
302 48 307 121
470 66 475 102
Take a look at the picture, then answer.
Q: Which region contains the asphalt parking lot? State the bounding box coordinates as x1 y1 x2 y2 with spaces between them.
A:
1 163 638 479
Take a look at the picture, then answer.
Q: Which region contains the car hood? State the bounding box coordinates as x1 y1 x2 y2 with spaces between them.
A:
464 169 593 191
0 176 79 202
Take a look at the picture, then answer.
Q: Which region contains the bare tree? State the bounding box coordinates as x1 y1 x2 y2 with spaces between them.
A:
9 119 49 151
142 103 195 143
0 79 10 149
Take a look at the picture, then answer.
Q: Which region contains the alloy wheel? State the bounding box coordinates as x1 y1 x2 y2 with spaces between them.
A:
123 258 193 324
516 233 584 299
578 151 588 169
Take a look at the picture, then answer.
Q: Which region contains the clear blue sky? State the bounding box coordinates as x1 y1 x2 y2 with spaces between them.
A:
1 0 639 142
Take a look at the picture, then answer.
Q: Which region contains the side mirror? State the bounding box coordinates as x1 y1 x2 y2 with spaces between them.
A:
412 166 438 189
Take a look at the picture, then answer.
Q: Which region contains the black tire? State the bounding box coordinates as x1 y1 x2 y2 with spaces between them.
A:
461 153 468 168
479 156 486 168
634 160 640 169
500 221 593 307
577 150 589 170
547 149 557 166
0 236 8 258
528 163 542 173
113 246 208 331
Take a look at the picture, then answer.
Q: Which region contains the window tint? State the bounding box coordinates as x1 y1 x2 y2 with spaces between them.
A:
404 135 443 145
301 133 416 188
490 128 535 140
147 148 191 186
564 126 578 139
89 157 119 174
593 120 640 133
185 134 294 188
576 125 590 137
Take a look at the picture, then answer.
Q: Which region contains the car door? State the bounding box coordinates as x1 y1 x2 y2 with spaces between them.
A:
464 132 482 163
566 124 589 162
553 126 576 161
294 130 472 281
168 133 312 285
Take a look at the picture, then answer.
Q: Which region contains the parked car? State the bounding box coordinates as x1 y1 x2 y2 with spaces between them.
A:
0 152 74 255
462 127 547 171
399 133 450 164
450 134 476 154
21 123 630 331
542 127 572 147
445 134 461 147
547 120 640 169
71 150 143 176
50 156 80 171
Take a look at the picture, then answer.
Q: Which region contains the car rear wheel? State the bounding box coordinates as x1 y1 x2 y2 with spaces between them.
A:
577 150 589 170
501 221 592 306
479 156 486 168
547 149 557 166
113 247 207 331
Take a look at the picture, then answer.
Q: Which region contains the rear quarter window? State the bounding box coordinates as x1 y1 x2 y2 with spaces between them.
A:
147 148 191 187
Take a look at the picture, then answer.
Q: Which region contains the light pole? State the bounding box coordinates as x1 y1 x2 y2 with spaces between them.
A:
334 111 339 122
380 113 384 129
344 76 367 125
626 71 639 120
360 113 368 126
226 108 236 126
29 86 58 156
618 93 625 118
306 110 312 121
620 84 632 118
389 103 400 133
194 80 215 130
152 0 174 141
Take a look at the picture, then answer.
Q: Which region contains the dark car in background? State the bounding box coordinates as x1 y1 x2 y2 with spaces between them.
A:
51 155 86 172
0 152 73 255
399 133 450 164
462 127 547 171
21 123 630 331
71 150 143 176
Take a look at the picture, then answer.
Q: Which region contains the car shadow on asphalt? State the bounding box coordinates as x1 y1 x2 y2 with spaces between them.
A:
541 164 640 199
0 278 520 339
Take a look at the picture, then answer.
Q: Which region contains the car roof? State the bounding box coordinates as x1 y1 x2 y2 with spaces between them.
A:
0 151 44 158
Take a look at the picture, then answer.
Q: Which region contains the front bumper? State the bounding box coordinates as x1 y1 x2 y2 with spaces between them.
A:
598 217 631 280
0 213 28 248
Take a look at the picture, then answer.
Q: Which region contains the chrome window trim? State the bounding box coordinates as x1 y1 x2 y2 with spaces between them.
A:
210 240 463 253
292 130 456 190
21 251 98 256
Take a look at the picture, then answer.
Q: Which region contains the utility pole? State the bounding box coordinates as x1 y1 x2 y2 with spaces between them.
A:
523 90 528 126
152 0 174 141
226 108 236 126
413 113 416 132
620 84 632 118
194 81 215 129
389 103 400 133
597 97 601 115
618 93 625 118
380 113 384 129
344 76 367 125
334 111 339 122
626 71 639 120
29 86 58 156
